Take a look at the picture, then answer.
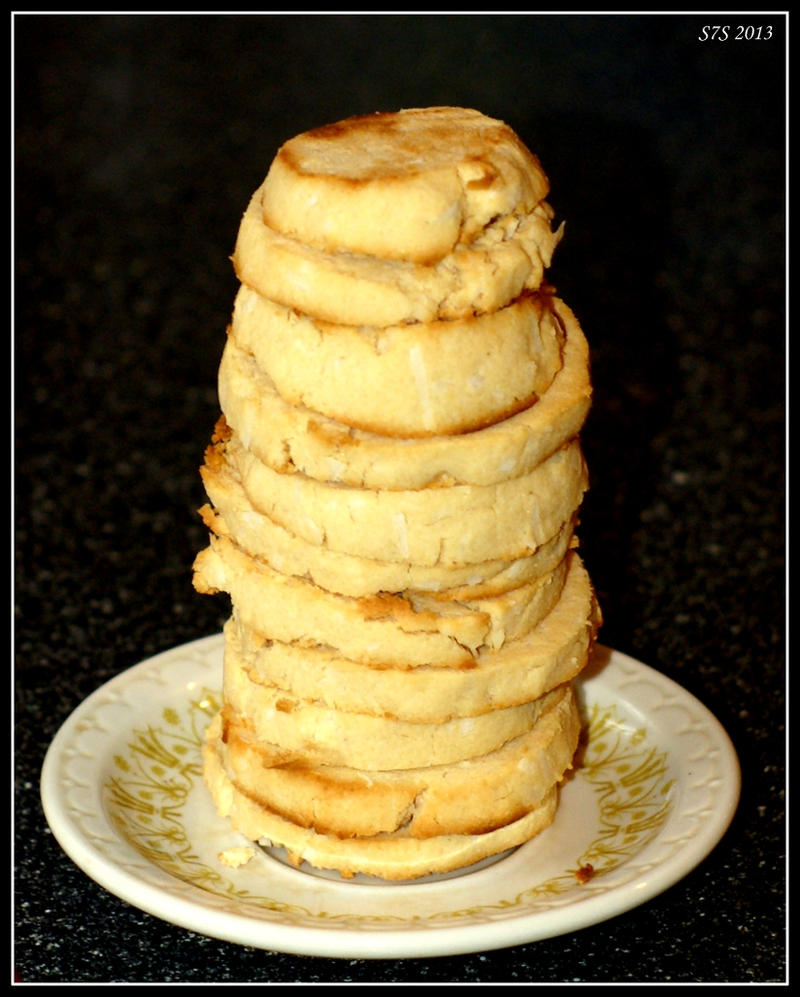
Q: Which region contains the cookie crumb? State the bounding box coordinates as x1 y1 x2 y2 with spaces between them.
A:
575 863 594 884
218 846 256 868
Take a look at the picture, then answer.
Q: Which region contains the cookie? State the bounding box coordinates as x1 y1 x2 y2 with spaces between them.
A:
218 297 591 490
234 185 562 327
260 107 551 264
222 429 587 566
203 726 561 881
213 681 579 838
199 448 576 598
228 283 564 437
226 551 599 723
223 631 564 770
193 529 570 665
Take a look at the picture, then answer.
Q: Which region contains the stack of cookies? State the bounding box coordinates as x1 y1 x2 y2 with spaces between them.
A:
194 107 601 881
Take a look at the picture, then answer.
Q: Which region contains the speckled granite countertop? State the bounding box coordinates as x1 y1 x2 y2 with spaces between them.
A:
14 13 785 984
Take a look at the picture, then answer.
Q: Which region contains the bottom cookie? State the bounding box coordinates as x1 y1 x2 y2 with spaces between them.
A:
203 725 562 881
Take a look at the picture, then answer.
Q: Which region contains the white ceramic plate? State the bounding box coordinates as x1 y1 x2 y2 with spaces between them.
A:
40 636 740 959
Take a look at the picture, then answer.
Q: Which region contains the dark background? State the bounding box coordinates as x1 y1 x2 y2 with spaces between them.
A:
14 13 785 984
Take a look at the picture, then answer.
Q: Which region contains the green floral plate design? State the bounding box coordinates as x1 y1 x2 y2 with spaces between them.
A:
41 637 740 958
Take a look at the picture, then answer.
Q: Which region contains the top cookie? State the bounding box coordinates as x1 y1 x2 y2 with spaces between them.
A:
260 106 551 264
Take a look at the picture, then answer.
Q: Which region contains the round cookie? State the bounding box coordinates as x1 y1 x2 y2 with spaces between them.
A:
229 284 564 437
203 732 561 881
193 531 569 665
227 552 599 723
199 450 576 599
214 681 579 838
223 635 563 770
221 429 588 567
234 184 562 327
218 296 592 489
260 107 551 264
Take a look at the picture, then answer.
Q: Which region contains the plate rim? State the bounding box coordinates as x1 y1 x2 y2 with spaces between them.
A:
39 636 741 959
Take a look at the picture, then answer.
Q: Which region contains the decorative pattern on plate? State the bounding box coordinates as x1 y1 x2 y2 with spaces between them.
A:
105 690 222 897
